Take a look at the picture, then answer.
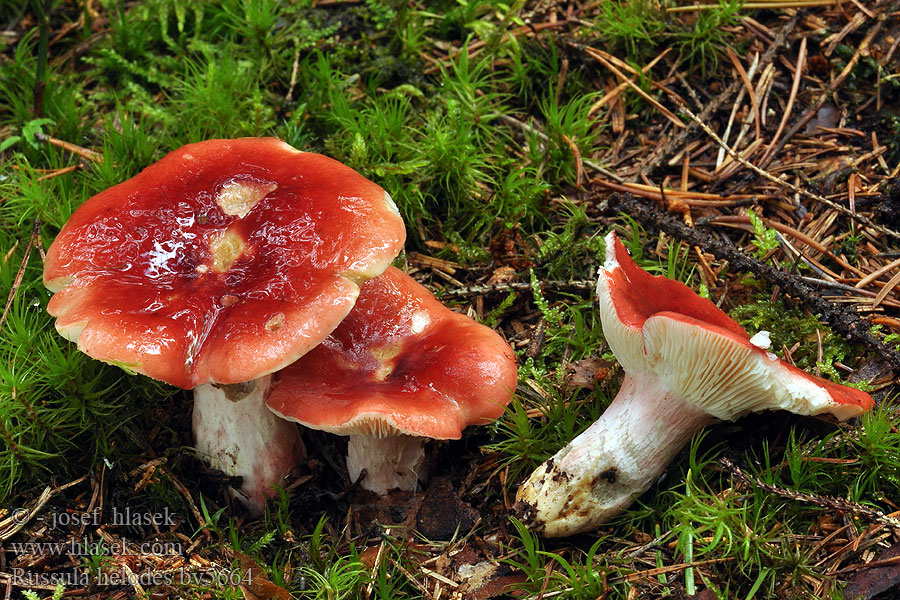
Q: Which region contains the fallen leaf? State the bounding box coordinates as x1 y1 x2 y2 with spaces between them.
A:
487 266 517 286
844 541 900 600
232 551 292 600
565 357 615 389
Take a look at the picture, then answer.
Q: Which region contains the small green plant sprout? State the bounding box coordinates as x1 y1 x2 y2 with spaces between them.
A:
80 539 113 581
21 582 65 600
594 0 667 63
505 517 616 597
515 232 873 537
196 495 228 541
302 516 369 599
663 438 786 600
302 557 368 600
481 289 517 329
0 118 54 152
747 209 779 259
488 377 609 482
672 0 743 76
875 324 900 350
529 269 564 326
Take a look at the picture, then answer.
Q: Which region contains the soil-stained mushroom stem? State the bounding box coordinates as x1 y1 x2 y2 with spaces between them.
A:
516 373 713 533
515 231 874 537
267 267 518 495
43 138 406 513
193 376 305 513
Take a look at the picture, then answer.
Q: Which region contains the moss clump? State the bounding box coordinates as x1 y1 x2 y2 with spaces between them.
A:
730 297 856 382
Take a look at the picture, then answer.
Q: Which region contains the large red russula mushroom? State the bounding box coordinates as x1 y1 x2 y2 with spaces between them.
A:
515 231 874 537
266 266 518 495
43 137 406 513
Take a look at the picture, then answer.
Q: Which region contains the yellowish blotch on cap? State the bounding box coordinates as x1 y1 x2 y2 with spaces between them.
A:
216 180 277 219
372 342 402 381
266 313 285 332
209 229 246 273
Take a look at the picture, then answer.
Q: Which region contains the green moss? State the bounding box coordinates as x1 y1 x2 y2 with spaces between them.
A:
0 2 893 598
729 298 857 383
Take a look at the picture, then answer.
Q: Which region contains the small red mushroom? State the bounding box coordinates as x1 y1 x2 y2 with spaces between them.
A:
515 231 874 537
266 266 518 495
43 138 406 512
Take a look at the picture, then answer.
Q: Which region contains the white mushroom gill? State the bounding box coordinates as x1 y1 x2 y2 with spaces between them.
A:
644 316 837 420
595 271 646 373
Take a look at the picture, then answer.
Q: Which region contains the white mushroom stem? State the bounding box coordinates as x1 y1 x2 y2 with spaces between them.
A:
346 433 426 495
193 375 305 515
516 372 714 537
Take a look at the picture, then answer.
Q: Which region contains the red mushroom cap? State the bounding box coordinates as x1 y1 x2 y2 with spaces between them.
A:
43 138 406 388
603 232 746 337
597 232 874 421
266 266 518 439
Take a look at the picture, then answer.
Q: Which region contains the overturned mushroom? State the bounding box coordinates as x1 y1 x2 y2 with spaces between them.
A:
43 138 406 512
266 266 518 495
515 231 874 537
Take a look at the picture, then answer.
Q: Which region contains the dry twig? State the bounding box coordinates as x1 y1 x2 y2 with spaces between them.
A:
721 457 900 530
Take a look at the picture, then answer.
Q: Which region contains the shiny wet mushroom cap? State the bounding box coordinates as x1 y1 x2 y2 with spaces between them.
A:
43 137 406 512
267 266 518 495
515 231 874 537
44 137 405 388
